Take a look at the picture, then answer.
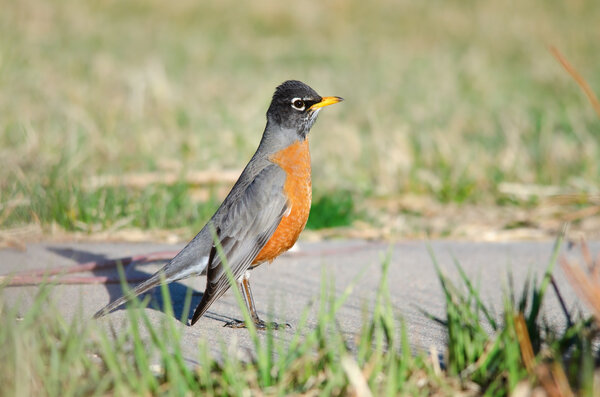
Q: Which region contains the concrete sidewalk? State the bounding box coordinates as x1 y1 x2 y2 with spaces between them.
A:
1 239 595 364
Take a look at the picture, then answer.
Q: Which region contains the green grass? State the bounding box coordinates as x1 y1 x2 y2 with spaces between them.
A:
2 237 598 396
306 190 359 230
1 0 599 235
3 179 221 233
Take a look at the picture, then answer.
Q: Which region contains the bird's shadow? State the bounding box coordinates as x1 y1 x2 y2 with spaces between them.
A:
47 247 212 325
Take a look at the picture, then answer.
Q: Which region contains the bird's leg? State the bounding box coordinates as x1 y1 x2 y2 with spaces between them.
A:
224 271 290 330
241 272 261 324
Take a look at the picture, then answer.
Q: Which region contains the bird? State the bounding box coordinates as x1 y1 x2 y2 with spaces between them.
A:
93 80 343 328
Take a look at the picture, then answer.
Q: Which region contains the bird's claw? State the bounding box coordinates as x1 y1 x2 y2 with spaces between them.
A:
224 319 291 330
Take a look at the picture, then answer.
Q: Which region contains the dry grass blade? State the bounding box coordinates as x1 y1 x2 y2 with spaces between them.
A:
534 362 574 397
549 194 600 206
340 355 373 397
0 235 27 251
459 339 497 379
498 182 563 200
549 362 574 397
84 170 241 190
514 313 535 373
579 239 600 280
0 225 42 251
561 242 600 327
550 46 600 119
580 239 593 271
429 345 442 377
562 205 600 222
515 309 575 397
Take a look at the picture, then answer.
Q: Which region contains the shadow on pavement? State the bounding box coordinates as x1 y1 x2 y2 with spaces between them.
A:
46 247 210 325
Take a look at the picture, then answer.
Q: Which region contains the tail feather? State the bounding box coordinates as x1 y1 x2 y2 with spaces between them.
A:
190 297 207 325
93 236 211 320
93 272 164 319
190 287 226 325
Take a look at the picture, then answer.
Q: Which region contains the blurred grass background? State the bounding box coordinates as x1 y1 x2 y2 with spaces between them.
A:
0 0 599 238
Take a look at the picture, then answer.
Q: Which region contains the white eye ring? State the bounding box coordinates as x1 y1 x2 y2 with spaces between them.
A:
291 97 305 111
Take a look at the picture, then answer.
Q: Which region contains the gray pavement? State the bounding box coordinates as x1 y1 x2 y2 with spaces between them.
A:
1 239 596 364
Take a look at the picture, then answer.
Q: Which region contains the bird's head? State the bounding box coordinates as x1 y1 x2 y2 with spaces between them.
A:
266 80 343 139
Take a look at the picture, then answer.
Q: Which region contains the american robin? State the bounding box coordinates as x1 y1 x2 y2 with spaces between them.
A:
93 80 342 328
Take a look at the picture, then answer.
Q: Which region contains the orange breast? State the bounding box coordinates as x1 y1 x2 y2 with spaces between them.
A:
252 139 311 265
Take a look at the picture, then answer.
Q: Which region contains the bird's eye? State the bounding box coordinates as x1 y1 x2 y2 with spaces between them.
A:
291 98 305 111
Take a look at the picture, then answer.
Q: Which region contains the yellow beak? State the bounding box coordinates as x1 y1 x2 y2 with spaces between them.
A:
309 96 344 110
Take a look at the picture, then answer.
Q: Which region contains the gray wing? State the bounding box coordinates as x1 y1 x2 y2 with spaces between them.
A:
190 164 288 324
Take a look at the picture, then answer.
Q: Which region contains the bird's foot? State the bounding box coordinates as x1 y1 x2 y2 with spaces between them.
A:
224 318 291 330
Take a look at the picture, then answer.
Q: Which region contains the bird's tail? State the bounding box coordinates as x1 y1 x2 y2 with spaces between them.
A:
93 272 166 319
